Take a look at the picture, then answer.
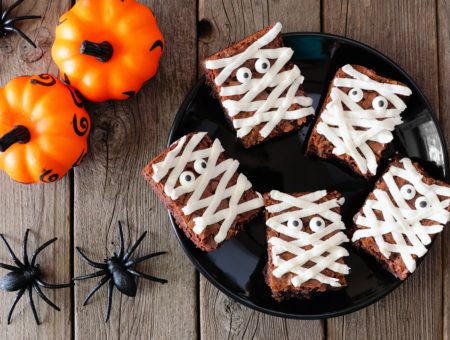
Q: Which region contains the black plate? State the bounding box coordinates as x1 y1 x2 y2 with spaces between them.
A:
167 33 449 319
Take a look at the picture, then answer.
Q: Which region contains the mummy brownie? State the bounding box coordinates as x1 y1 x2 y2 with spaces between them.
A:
307 64 412 178
264 190 350 300
142 132 264 251
204 22 315 148
351 157 450 279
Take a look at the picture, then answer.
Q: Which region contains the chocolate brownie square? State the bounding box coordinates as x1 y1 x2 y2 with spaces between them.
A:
307 64 412 178
351 157 450 280
203 22 314 148
264 190 350 301
142 132 264 252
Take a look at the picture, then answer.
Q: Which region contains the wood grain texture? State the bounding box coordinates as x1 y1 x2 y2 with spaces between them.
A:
73 1 198 339
438 0 450 338
0 0 72 339
198 1 324 339
323 1 443 339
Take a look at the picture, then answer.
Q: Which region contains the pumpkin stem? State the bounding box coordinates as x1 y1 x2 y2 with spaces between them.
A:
0 125 31 152
80 40 113 63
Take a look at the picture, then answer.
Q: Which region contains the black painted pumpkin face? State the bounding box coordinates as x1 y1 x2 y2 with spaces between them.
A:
0 74 91 184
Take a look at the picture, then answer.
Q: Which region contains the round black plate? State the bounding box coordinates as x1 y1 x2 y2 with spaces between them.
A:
167 33 449 319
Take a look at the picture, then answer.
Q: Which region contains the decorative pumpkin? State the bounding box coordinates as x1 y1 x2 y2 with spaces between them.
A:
0 74 91 184
51 0 165 102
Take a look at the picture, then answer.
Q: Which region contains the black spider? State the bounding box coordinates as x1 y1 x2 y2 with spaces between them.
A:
0 229 72 325
74 222 167 322
1 0 41 48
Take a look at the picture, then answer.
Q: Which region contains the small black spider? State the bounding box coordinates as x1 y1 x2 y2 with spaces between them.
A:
1 0 41 48
0 229 72 325
74 222 167 322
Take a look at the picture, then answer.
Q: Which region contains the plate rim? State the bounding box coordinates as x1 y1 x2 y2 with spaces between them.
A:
166 31 450 319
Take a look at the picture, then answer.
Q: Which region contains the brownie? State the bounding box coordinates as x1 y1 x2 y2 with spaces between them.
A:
203 22 314 148
351 157 450 280
142 132 264 252
264 190 350 301
307 64 412 178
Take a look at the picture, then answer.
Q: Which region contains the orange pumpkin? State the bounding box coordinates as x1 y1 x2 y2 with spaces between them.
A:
0 74 91 184
51 0 164 102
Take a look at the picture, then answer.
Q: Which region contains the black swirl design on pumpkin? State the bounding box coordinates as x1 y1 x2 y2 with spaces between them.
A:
63 73 71 85
72 150 87 168
30 74 56 87
40 169 59 183
150 40 164 51
68 87 84 108
72 114 89 137
122 91 135 98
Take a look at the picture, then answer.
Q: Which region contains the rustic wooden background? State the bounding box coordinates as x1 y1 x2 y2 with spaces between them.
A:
0 0 448 339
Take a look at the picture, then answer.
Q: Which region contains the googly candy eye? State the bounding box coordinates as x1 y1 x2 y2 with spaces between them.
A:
372 96 388 113
415 196 429 210
179 171 195 187
400 184 416 200
194 159 207 174
287 218 303 229
349 88 363 102
309 217 326 232
255 58 270 74
236 67 252 83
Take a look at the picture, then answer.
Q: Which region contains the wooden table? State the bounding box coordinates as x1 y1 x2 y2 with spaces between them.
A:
0 0 448 339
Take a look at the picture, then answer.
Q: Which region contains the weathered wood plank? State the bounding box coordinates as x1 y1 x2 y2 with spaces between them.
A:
0 0 72 339
198 1 324 339
323 1 442 339
73 0 198 339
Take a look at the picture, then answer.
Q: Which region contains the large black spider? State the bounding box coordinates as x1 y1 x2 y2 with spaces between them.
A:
1 0 41 48
0 229 72 324
74 222 167 322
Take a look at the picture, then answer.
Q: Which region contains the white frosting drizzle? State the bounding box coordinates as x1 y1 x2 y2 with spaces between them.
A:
205 22 314 139
152 132 264 244
352 157 450 273
266 190 350 287
316 64 412 175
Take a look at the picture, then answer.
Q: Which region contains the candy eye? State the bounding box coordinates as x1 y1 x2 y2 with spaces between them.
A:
194 159 207 174
309 217 325 232
415 196 429 210
349 88 363 102
179 171 195 187
287 218 303 229
255 58 270 74
236 67 252 83
400 184 416 200
372 96 388 113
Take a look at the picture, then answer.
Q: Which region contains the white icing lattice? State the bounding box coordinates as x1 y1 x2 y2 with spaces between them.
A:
316 64 412 175
205 22 315 139
266 190 350 287
152 132 264 244
352 157 450 273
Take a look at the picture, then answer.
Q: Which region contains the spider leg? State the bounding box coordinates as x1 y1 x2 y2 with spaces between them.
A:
73 269 107 281
6 288 25 324
104 280 114 322
127 268 168 284
3 15 41 26
125 251 167 267
1 0 24 21
35 278 73 289
0 262 19 271
32 283 60 311
30 237 57 266
28 286 40 325
0 234 24 268
75 247 106 269
23 229 30 266
82 275 110 306
123 231 148 261
117 221 125 258
3 26 37 48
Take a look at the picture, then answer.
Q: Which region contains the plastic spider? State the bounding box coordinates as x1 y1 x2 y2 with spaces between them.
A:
0 229 72 325
74 222 167 322
1 0 41 48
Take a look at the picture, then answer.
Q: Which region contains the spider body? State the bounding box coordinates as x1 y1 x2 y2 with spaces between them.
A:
0 229 72 324
74 222 167 322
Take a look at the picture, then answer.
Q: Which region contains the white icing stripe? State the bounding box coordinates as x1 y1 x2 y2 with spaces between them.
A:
152 132 264 244
266 190 349 287
316 64 412 175
205 22 314 139
352 157 450 274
